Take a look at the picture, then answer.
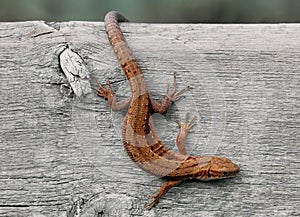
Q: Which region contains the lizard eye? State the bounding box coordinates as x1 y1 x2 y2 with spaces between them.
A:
222 172 229 176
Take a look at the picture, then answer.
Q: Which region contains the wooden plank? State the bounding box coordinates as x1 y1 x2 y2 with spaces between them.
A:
0 21 299 216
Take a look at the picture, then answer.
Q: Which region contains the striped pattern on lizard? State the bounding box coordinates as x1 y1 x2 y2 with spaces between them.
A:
95 11 240 209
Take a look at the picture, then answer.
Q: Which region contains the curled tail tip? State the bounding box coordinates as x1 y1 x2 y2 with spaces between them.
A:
104 11 128 23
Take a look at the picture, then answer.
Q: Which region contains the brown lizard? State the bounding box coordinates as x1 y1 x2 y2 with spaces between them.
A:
95 11 240 209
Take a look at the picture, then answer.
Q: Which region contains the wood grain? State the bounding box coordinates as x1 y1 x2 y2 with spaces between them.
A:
0 21 299 216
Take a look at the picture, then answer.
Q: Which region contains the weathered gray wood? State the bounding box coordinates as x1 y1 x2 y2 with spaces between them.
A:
59 47 91 97
0 21 299 217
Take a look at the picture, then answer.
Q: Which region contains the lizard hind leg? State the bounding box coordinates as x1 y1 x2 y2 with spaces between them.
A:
92 75 131 111
168 72 187 101
176 113 196 155
150 72 187 114
145 179 183 210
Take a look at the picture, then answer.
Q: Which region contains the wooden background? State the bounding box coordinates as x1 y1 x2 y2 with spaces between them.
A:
0 21 299 217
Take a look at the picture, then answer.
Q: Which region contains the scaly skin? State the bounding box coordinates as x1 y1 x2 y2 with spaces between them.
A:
95 11 240 209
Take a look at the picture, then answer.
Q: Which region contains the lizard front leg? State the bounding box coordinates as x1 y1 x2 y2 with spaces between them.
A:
145 114 194 209
151 72 186 114
176 114 196 155
94 77 131 111
145 179 183 210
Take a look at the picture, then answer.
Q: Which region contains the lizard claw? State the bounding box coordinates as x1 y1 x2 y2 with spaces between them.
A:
145 195 160 210
167 72 187 102
145 179 183 209
93 75 114 100
177 113 196 132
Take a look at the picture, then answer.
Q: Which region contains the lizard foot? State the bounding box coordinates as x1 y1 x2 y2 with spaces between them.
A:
93 75 131 110
177 113 196 133
93 76 115 100
166 72 187 102
175 113 196 155
145 194 160 210
145 180 183 210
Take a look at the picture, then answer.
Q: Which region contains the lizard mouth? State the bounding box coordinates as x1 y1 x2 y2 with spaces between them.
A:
201 170 239 181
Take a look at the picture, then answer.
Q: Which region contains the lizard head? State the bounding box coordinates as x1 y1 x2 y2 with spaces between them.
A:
195 156 240 180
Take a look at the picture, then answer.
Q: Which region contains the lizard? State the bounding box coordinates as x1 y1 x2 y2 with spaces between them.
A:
94 11 240 209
